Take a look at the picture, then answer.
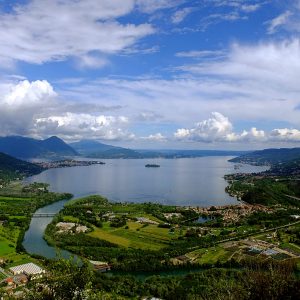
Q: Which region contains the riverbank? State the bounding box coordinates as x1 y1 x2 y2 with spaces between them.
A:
0 181 72 269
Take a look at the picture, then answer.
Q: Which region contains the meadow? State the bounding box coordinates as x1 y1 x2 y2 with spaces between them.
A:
88 220 183 250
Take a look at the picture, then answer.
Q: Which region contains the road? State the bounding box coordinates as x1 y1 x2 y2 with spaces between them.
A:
285 194 300 201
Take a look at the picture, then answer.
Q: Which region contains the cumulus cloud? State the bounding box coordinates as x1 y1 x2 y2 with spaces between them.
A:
34 113 134 141
174 113 300 144
141 133 166 141
0 0 154 67
270 128 300 142
0 79 134 141
174 112 234 142
0 80 57 136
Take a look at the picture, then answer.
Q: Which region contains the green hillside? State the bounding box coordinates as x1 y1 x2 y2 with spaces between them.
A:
230 148 300 165
0 152 44 183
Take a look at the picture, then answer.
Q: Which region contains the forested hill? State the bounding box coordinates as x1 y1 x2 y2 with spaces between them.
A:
0 152 44 181
264 158 300 176
0 136 78 159
70 139 143 158
229 147 300 165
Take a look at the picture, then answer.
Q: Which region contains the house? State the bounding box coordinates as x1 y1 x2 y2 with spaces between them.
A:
5 277 15 287
89 260 111 272
136 217 158 225
9 262 45 278
13 274 28 285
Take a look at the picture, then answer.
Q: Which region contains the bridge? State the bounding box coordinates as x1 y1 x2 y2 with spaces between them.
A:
32 213 56 218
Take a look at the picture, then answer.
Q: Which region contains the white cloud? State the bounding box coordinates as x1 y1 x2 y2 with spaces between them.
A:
175 50 225 58
75 55 109 70
174 112 234 142
240 128 265 141
136 0 184 13
0 80 57 136
172 7 194 24
270 128 300 142
0 79 134 141
174 113 300 143
3 80 56 107
179 39 300 96
142 133 166 141
266 11 292 34
240 4 261 13
0 0 154 67
34 113 134 141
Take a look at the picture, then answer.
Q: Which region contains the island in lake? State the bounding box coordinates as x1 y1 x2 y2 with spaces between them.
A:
145 163 160 168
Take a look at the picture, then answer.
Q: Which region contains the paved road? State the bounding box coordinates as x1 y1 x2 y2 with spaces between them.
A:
285 194 300 201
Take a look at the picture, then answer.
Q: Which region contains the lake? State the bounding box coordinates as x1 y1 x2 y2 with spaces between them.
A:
25 157 268 207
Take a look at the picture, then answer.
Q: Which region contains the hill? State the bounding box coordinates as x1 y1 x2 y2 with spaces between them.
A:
71 140 247 159
70 140 142 158
0 136 78 159
229 147 300 165
264 158 300 176
0 152 44 182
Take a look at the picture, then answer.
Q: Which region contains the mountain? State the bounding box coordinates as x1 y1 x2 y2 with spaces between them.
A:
71 139 247 159
229 147 300 165
69 140 117 155
70 140 143 158
146 149 248 158
264 158 300 176
0 152 44 181
0 136 78 159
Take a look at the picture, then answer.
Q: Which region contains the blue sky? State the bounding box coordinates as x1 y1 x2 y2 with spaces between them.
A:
0 0 300 150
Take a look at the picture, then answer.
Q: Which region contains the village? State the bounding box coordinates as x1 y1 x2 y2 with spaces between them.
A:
192 203 273 224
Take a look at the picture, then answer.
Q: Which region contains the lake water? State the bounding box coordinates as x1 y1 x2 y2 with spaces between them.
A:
23 156 267 259
25 157 267 207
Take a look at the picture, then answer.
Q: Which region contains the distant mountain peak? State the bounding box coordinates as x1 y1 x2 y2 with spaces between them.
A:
0 135 78 159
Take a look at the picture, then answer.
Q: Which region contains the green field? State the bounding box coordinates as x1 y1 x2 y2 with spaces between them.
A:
188 245 233 264
88 221 182 250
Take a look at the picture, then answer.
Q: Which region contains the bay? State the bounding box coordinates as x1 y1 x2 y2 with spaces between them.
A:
25 157 267 206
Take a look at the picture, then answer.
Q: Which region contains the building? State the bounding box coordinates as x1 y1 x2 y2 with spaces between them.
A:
89 260 111 272
9 263 45 278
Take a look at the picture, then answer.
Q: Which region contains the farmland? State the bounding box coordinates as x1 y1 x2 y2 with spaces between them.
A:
89 221 183 250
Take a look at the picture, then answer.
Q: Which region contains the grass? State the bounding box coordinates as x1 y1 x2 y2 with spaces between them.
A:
0 225 19 257
0 273 6 280
5 254 36 268
62 215 80 223
0 196 29 201
88 221 178 250
0 239 15 256
188 246 233 264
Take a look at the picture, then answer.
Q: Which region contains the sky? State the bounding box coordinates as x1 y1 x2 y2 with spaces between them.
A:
0 0 300 150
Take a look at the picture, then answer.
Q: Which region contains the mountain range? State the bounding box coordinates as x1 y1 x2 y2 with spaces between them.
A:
0 135 258 160
0 136 78 159
70 140 143 158
229 147 300 165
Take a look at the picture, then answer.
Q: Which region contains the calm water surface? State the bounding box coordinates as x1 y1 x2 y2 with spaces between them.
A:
25 157 267 206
